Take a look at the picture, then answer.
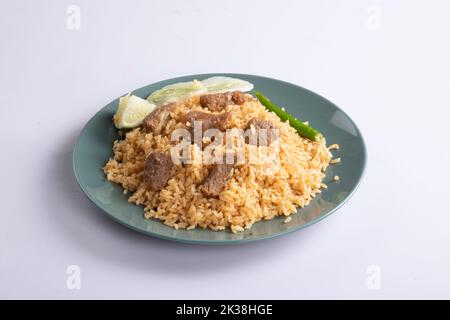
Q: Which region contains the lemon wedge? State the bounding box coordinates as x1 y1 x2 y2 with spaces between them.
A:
113 94 156 129
147 80 206 106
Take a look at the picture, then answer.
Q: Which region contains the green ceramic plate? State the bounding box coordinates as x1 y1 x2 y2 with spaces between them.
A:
73 73 366 244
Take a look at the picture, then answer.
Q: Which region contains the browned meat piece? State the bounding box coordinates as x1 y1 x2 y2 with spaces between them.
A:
184 111 231 132
199 164 234 198
246 118 279 146
143 152 174 191
200 93 232 111
199 91 250 111
231 91 250 105
142 103 176 134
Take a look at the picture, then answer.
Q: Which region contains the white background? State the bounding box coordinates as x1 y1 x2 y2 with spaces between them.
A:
1 0 449 299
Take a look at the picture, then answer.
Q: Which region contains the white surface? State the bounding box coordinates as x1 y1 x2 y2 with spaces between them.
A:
1 0 449 299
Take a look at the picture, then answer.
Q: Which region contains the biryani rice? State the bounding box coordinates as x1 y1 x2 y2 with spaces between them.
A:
104 96 333 233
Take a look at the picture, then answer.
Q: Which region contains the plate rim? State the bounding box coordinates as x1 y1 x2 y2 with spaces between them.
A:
73 73 367 245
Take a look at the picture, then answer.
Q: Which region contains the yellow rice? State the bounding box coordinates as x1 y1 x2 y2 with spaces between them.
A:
104 96 332 233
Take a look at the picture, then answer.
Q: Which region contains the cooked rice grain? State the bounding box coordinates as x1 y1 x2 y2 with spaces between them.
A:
330 157 341 164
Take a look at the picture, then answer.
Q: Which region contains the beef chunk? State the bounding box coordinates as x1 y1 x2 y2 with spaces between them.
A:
199 164 234 198
231 91 250 105
143 152 173 191
184 111 231 132
199 91 250 111
246 118 278 146
142 103 176 134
